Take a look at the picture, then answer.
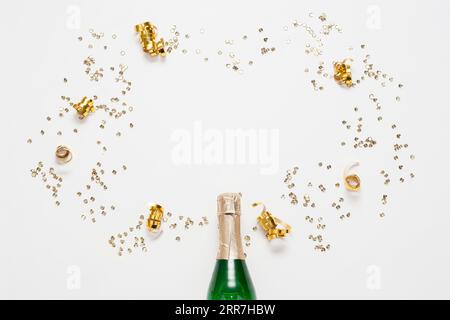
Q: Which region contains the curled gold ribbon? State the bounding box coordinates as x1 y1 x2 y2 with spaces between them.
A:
135 22 166 57
253 202 291 240
147 204 164 233
343 161 361 191
333 58 353 87
55 145 72 164
73 97 95 119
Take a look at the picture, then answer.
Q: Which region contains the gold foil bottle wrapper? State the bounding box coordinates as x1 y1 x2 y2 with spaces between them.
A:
217 192 241 216
343 162 361 191
334 59 353 87
55 145 72 164
73 97 95 119
216 193 245 260
147 204 164 233
253 202 291 240
135 22 166 57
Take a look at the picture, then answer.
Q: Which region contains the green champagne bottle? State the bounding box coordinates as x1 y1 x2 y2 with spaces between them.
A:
207 193 256 300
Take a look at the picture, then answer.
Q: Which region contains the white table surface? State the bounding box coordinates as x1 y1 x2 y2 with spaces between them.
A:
1 0 449 299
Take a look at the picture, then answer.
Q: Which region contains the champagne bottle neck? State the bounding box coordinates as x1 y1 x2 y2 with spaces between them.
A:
217 214 245 260
216 193 245 260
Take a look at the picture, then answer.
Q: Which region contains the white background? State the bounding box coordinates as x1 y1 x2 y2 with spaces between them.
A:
1 0 449 299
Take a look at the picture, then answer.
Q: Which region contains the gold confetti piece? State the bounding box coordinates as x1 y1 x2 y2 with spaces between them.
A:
333 58 353 87
343 161 361 191
146 203 164 233
55 145 72 164
253 202 291 241
135 22 166 57
73 97 95 119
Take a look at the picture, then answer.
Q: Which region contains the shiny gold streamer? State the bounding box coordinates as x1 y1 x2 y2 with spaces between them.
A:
73 97 95 119
55 145 72 164
343 161 361 191
334 58 353 87
135 22 166 57
253 202 291 240
147 203 164 233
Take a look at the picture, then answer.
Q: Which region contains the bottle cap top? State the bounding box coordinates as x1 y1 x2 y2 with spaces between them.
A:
217 193 241 215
